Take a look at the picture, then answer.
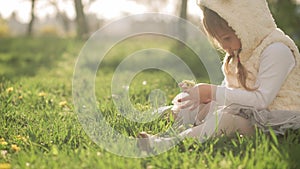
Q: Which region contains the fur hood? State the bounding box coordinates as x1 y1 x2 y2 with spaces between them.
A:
198 0 285 62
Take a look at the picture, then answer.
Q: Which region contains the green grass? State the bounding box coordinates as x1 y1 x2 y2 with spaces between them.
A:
1 37 300 169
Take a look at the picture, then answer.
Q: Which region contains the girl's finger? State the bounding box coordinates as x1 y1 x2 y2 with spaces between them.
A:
178 101 194 109
177 95 191 102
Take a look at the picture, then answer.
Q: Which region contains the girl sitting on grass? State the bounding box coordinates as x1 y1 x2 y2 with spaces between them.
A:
138 0 300 152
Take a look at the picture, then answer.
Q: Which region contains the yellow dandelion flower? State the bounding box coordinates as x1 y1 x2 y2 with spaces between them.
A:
0 138 4 142
0 141 8 146
11 144 20 152
181 80 196 88
16 135 27 142
6 87 13 93
38 92 47 97
59 101 67 107
18 96 23 99
0 163 11 169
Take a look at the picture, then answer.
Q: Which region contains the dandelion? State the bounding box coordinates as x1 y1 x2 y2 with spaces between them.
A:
11 144 20 152
0 138 8 146
38 92 47 97
59 101 67 107
0 141 8 146
6 87 13 93
178 80 196 91
16 135 27 142
0 163 11 169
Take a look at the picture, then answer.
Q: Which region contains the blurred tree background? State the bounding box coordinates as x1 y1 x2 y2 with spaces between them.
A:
0 0 299 42
268 0 300 46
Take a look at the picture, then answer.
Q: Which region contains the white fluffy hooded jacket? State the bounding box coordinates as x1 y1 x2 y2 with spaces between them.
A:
198 0 300 111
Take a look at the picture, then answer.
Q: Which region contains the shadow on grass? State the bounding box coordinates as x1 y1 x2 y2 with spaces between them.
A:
276 129 300 169
173 128 300 168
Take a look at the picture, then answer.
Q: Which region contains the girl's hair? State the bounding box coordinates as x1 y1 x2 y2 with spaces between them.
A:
202 7 255 91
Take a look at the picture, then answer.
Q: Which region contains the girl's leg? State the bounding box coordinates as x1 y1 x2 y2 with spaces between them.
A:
181 111 255 141
138 110 254 151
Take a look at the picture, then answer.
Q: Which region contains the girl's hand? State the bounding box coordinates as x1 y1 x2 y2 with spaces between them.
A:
178 83 216 110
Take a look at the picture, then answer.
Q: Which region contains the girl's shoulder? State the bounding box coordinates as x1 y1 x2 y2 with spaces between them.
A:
262 42 293 58
264 42 290 52
261 42 295 69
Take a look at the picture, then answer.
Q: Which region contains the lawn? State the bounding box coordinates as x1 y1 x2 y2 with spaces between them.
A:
0 37 300 169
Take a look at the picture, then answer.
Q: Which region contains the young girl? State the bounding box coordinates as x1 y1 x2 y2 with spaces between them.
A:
138 0 300 151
